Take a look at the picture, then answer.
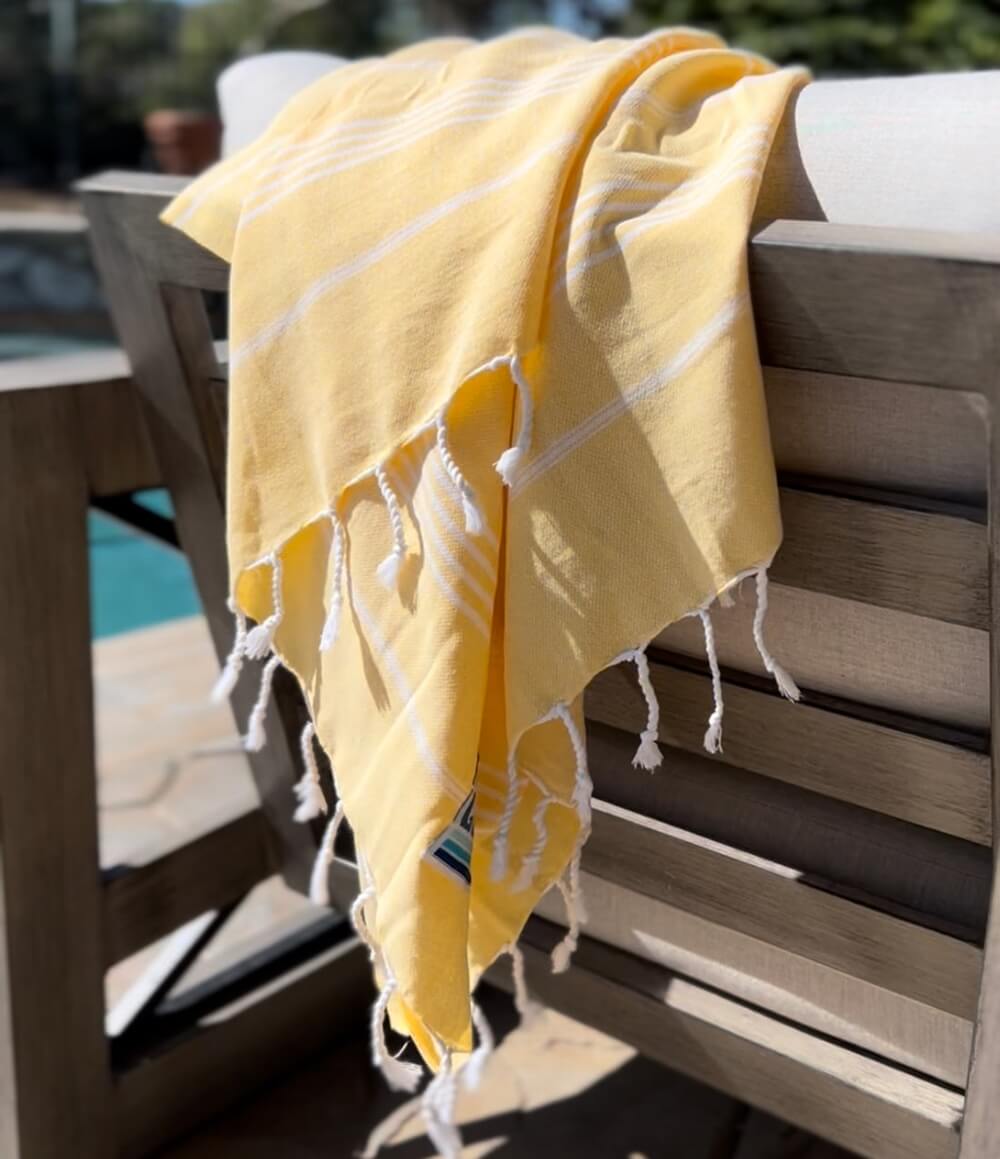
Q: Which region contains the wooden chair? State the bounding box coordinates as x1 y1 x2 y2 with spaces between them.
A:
68 172 1000 1158
0 177 370 1159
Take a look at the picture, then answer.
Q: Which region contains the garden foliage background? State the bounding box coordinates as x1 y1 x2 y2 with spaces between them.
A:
3 0 1000 186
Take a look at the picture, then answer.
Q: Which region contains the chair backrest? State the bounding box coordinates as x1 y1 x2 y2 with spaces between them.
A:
82 171 1000 1157
80 171 321 894
569 221 1000 1158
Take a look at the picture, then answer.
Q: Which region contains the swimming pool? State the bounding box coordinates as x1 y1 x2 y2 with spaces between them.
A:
89 491 200 638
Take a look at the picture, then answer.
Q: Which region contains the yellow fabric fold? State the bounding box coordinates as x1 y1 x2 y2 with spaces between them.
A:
163 27 808 1076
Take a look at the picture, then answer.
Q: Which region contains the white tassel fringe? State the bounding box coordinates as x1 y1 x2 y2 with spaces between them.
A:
319 511 345 651
371 978 423 1093
752 568 801 702
463 1001 494 1090
489 757 520 881
244 654 279 752
422 1050 462 1159
375 464 407 590
308 800 344 906
244 553 283 659
436 412 484 536
294 721 328 822
212 600 247 702
551 857 585 973
513 794 551 892
495 354 534 485
507 942 539 1023
698 609 724 753
627 648 663 770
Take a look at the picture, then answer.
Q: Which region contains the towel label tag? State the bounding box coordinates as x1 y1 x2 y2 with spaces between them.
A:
425 790 475 885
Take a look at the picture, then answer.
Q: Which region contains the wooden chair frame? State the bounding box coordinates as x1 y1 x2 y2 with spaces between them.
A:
0 182 370 1159
3 168 999 1156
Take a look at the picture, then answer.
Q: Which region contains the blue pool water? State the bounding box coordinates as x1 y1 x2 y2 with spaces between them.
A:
90 490 201 638
2 340 201 638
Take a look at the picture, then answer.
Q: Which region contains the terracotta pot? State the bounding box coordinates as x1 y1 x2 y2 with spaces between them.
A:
144 110 222 176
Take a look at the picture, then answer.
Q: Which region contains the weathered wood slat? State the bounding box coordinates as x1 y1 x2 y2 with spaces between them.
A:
585 721 991 935
765 367 987 505
0 386 115 1156
102 810 273 967
751 219 1000 390
583 801 982 1019
82 182 319 895
78 174 1000 398
535 872 974 1088
80 171 228 293
114 937 371 1159
586 659 991 845
955 299 1000 1159
657 583 990 732
775 487 987 630
0 349 161 497
492 922 963 1159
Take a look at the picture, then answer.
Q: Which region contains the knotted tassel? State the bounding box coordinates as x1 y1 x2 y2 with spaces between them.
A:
545 702 591 828
436 412 484 536
294 721 328 822
551 870 583 974
495 354 534 485
350 884 379 960
211 599 247 702
698 609 724 753
513 793 551 892
244 553 284 660
463 1001 495 1090
489 757 520 881
628 647 663 770
244 654 280 752
374 464 407 590
752 568 801 702
422 1049 461 1159
319 511 345 652
308 800 344 906
507 942 540 1023
371 978 423 1093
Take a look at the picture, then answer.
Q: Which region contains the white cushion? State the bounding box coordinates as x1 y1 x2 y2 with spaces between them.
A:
217 52 345 157
219 54 1000 234
760 70 1000 234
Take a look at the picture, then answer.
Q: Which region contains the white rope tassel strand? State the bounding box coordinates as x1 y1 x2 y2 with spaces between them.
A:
546 703 591 827
244 654 280 752
422 1050 462 1159
244 553 284 659
513 793 551 892
629 648 664 770
294 721 328 822
495 354 535 485
752 568 801 702
463 1001 495 1090
212 599 248 702
371 978 423 1093
436 412 484 536
308 800 345 906
507 942 539 1023
319 510 345 651
489 757 521 881
699 609 725 753
375 463 407 590
551 869 583 974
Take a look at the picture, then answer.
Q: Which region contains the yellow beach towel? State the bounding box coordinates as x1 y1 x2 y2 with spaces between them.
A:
164 25 807 1141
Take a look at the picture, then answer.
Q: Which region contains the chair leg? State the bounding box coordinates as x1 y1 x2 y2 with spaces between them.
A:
961 888 1000 1155
0 387 114 1156
961 408 1000 1156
